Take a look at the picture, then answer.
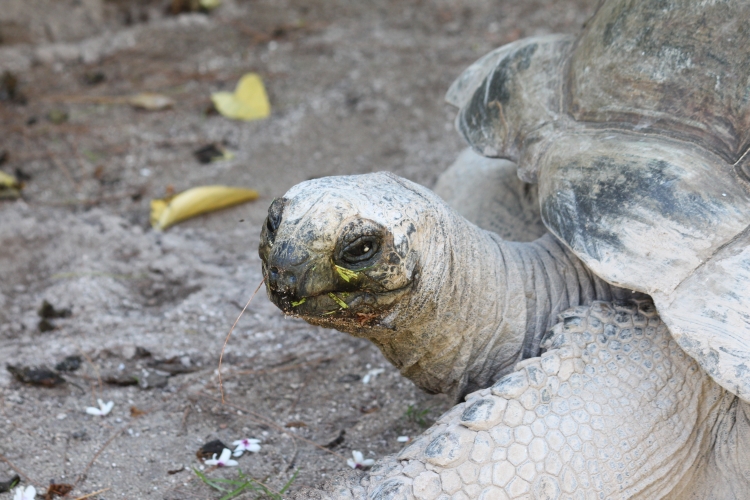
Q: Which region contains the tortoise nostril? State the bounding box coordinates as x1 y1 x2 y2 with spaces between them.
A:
268 267 281 289
267 266 297 292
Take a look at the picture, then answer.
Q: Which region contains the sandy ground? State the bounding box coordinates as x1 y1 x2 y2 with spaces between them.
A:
0 1 597 498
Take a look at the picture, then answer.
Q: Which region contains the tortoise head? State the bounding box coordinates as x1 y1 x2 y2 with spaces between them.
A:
258 172 428 334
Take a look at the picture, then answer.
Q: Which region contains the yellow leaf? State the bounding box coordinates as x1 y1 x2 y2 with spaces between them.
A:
334 265 359 283
128 93 175 111
150 185 259 230
211 73 270 121
0 171 20 189
199 0 221 9
149 198 169 227
328 292 348 309
216 149 235 161
0 171 22 200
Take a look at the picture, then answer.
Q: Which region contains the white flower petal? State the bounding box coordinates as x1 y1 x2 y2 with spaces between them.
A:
397 436 410 443
362 368 385 384
86 399 114 417
346 459 357 469
218 448 232 463
232 438 261 450
204 453 220 466
224 458 239 467
232 449 243 457
14 485 36 500
362 459 375 467
352 450 364 463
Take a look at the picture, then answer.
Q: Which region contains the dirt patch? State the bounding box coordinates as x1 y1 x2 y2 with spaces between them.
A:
0 0 597 497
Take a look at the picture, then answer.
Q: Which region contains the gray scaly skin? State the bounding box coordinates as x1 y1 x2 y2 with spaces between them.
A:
294 301 750 500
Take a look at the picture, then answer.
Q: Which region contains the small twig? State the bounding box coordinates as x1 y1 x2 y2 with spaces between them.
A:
229 299 246 311
0 453 37 486
74 427 128 486
72 487 110 500
180 405 191 436
219 278 264 403
734 145 750 168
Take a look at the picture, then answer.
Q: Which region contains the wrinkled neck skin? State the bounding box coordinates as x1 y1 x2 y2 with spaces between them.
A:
361 204 627 401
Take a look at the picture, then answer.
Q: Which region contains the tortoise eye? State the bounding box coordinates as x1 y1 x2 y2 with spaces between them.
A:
341 236 380 264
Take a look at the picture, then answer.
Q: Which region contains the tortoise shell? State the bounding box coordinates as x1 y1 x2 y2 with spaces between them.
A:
447 0 750 402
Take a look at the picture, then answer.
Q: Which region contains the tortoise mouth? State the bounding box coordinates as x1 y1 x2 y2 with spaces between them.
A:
266 281 413 327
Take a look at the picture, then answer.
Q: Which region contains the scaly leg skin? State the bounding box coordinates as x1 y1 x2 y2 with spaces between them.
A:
292 300 749 500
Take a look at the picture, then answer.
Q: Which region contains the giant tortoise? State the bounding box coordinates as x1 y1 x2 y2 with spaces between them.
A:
259 0 750 498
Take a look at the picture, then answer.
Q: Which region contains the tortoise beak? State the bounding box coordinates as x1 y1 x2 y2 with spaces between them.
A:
264 241 309 295
259 199 303 309
259 233 339 313
261 242 308 310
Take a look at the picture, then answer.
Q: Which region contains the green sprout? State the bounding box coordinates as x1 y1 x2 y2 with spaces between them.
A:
328 292 348 309
334 265 359 283
404 404 434 429
291 298 306 307
194 467 298 500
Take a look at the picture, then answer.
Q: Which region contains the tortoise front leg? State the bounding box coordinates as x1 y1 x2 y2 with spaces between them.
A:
291 301 747 499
